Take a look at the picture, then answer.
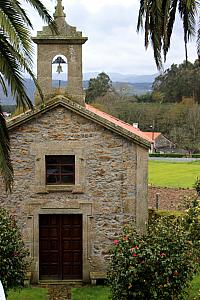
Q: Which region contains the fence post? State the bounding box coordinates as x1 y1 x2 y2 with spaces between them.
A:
156 193 160 210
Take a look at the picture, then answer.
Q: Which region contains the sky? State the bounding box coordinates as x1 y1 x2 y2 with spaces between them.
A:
27 0 198 75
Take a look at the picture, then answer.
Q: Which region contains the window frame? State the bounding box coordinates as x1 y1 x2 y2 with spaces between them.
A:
45 155 75 185
31 142 85 193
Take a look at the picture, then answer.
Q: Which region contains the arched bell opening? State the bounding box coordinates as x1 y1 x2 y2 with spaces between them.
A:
52 54 68 88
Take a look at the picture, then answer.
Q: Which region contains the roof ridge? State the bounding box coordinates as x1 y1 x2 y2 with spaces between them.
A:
86 104 141 130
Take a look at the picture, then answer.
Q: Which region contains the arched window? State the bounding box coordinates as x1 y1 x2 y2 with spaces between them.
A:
52 54 68 88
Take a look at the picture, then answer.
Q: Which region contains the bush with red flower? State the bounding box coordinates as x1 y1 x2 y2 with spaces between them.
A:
107 216 199 300
0 208 29 296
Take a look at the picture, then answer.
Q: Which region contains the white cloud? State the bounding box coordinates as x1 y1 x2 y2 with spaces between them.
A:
27 0 198 75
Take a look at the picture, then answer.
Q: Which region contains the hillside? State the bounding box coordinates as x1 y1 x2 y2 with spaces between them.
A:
0 78 153 105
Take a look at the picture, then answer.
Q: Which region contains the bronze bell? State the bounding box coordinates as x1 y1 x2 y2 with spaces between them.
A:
52 56 66 74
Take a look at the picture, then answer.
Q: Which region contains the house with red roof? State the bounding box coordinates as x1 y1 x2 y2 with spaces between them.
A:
143 132 175 153
1 1 150 284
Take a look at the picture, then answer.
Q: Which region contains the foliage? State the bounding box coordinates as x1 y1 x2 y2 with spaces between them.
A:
0 107 13 191
85 72 112 103
107 217 198 300
149 153 185 158
1 105 16 114
135 92 153 103
193 177 200 195
181 197 200 253
92 95 200 151
0 208 29 296
152 61 200 103
137 0 199 69
149 160 200 188
0 0 56 192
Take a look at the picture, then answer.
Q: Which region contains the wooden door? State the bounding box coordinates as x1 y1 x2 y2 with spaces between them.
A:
39 214 82 280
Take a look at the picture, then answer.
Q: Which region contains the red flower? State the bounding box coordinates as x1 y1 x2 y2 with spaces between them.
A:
114 239 119 245
133 253 137 257
160 252 166 257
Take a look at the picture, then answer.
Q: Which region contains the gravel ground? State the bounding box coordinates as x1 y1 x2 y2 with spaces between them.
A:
47 285 71 300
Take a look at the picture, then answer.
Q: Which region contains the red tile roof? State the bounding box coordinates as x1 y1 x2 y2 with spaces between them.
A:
86 104 152 143
142 132 161 141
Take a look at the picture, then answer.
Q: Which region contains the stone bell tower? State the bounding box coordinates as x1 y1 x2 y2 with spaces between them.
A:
32 0 87 106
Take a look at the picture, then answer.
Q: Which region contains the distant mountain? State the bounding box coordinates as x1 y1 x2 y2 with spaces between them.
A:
53 72 157 83
0 72 155 105
0 78 35 105
83 72 157 83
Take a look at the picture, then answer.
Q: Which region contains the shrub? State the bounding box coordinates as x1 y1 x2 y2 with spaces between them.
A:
0 208 29 295
149 153 185 158
182 197 200 256
107 217 198 300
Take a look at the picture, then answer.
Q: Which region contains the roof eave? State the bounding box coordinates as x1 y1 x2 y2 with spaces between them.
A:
7 98 150 149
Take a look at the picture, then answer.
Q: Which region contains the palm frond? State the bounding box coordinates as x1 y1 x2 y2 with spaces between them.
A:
137 0 145 31
163 0 178 60
137 0 166 69
197 15 200 58
0 32 33 109
23 0 57 33
0 106 13 192
0 73 7 96
0 1 33 62
178 0 197 62
137 0 199 69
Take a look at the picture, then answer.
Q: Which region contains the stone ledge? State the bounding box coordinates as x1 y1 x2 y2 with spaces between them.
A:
90 272 107 285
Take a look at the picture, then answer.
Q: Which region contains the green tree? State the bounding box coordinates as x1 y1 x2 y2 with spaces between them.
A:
0 0 55 192
0 208 29 296
152 61 200 103
85 72 112 103
137 0 199 69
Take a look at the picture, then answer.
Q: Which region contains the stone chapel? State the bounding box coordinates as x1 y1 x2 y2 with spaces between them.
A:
0 0 151 283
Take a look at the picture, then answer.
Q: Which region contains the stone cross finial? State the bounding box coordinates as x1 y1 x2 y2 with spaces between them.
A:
54 0 66 19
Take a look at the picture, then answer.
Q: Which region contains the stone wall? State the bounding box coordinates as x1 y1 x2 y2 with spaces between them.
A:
0 105 148 282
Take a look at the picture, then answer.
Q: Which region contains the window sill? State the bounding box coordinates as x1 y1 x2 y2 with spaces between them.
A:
34 184 84 194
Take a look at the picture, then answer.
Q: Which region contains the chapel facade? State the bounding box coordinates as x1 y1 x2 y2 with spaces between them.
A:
0 0 150 283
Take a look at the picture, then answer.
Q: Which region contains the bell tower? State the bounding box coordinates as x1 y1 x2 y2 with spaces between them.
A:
32 0 88 106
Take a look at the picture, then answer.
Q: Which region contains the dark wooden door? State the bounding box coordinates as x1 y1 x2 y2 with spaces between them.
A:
39 214 82 280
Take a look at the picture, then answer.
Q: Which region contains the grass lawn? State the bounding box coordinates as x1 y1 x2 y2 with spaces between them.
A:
72 286 109 300
149 160 200 188
184 271 200 300
7 287 48 300
6 272 200 300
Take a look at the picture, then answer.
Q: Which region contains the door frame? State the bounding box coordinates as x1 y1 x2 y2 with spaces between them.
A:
39 214 83 280
30 202 92 283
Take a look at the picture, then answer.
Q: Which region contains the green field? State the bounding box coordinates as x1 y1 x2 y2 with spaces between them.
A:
149 160 200 188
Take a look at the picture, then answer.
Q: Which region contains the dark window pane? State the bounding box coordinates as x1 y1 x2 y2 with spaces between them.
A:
46 156 59 164
47 166 59 174
61 165 74 173
47 174 60 184
61 175 74 184
60 155 75 164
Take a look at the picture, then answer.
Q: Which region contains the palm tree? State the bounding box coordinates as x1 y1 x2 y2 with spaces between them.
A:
0 0 56 192
137 0 199 69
